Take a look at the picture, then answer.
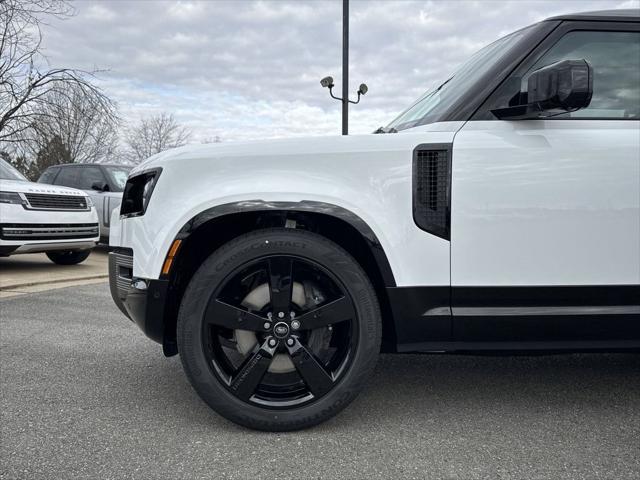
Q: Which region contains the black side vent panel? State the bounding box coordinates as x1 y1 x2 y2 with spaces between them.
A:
413 144 452 240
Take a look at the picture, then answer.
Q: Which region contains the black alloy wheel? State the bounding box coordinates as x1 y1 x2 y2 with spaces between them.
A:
178 228 381 431
205 254 356 407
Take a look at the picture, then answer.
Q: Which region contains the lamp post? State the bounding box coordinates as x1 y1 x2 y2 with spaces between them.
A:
342 0 349 136
320 0 368 135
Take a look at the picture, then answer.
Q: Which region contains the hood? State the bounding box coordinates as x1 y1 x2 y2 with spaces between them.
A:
131 121 464 174
132 135 370 173
0 178 88 196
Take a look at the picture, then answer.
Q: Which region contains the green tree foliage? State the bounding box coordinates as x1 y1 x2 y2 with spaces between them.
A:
2 135 71 180
30 135 71 180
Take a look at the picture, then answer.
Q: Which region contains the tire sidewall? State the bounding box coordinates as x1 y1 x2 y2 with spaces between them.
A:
177 229 381 431
46 250 91 265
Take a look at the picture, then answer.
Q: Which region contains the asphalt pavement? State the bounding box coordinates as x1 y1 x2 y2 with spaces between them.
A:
0 249 108 298
1 283 639 480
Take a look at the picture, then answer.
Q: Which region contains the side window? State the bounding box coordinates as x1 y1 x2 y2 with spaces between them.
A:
77 167 107 190
38 168 58 184
480 30 640 119
54 167 80 188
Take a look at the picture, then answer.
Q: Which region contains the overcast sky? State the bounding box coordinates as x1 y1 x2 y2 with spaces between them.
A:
40 0 638 142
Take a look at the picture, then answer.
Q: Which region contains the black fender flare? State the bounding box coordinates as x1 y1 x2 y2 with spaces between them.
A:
176 200 397 287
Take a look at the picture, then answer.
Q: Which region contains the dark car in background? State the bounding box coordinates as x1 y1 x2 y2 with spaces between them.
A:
38 164 132 242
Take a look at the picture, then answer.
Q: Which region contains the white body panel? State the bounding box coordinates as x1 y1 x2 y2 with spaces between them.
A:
451 120 640 286
0 179 99 253
110 125 464 284
110 118 640 289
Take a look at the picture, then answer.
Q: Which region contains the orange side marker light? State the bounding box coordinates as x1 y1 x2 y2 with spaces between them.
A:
162 239 182 276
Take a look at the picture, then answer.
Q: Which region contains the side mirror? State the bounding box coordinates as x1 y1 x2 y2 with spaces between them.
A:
492 59 593 119
91 181 109 192
528 59 593 111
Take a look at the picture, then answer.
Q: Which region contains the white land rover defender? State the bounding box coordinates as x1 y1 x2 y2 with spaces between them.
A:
109 10 640 431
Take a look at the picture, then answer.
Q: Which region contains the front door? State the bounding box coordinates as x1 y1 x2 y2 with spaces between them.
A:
450 24 640 345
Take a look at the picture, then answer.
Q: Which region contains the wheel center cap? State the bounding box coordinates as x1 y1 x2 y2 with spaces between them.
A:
273 322 289 338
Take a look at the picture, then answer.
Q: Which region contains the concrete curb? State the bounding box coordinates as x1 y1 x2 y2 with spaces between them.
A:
0 274 109 291
0 277 109 299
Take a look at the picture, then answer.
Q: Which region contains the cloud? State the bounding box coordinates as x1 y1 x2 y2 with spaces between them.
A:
40 0 637 143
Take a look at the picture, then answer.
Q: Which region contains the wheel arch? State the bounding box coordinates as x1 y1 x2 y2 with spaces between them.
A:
160 201 398 356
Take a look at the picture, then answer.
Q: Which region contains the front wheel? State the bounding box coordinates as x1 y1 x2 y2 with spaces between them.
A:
46 250 91 265
177 228 381 431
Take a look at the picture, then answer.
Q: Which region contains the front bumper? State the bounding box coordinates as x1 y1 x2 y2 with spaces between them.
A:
108 248 168 345
0 203 100 255
0 223 98 255
0 240 97 256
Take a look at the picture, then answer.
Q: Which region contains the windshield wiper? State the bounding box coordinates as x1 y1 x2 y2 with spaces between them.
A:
373 126 398 134
377 76 454 134
435 76 454 92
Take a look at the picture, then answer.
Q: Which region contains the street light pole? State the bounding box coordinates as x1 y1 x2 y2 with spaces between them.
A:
342 0 349 135
320 0 368 135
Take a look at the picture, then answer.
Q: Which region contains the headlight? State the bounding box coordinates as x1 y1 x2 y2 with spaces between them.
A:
120 168 162 218
85 196 94 207
0 191 25 205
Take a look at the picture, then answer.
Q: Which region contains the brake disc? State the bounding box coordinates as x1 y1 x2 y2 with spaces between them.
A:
236 282 303 373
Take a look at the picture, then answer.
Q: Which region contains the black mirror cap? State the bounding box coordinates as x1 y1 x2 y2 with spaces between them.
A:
527 59 593 111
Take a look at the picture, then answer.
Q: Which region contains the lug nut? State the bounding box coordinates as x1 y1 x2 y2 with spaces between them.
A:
263 322 271 330
268 338 277 348
286 338 295 347
290 311 296 318
267 312 273 320
278 312 285 318
291 320 300 330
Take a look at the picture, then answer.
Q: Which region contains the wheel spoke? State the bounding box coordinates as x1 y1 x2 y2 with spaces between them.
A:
205 299 268 332
294 296 354 330
230 339 277 401
267 257 293 313
286 338 334 397
203 253 357 407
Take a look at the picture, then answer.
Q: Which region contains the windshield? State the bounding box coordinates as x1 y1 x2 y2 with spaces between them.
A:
0 159 28 181
387 25 534 131
104 166 132 192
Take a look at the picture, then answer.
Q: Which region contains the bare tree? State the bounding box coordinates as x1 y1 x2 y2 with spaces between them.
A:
201 135 222 144
124 113 191 163
22 84 119 166
0 0 116 143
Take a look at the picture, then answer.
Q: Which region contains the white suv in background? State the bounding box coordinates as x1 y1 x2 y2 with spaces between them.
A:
0 160 99 265
38 163 132 243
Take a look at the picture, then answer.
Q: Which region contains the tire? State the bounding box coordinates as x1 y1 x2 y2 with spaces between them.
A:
177 228 381 431
46 250 92 265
